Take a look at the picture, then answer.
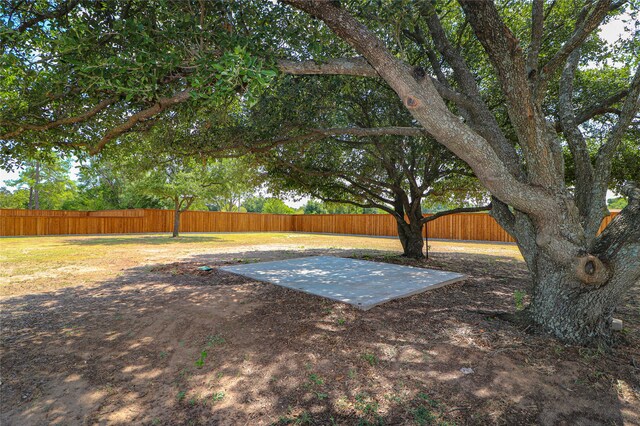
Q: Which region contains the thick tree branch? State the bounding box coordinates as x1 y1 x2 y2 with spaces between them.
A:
559 48 594 223
489 197 538 268
593 182 640 258
540 0 613 83
402 28 449 85
1 97 118 140
596 65 640 165
420 2 522 176
283 0 554 217
420 3 479 98
278 57 477 111
582 65 640 237
554 89 628 132
278 57 378 78
527 0 545 78
16 0 81 32
421 204 492 224
458 0 559 188
89 89 193 155
576 91 628 124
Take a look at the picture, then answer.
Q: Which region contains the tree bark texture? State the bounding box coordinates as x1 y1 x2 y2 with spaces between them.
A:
172 199 181 238
397 218 425 259
34 162 40 210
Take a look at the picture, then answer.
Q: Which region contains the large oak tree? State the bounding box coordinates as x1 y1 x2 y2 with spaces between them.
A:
255 76 488 259
275 0 639 344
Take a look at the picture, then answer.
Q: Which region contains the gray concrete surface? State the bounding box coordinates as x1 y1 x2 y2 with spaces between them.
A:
220 256 466 310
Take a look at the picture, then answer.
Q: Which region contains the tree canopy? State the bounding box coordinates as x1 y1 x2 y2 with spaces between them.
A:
0 0 280 167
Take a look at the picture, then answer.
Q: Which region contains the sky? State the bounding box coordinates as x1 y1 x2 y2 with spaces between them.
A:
1 16 631 203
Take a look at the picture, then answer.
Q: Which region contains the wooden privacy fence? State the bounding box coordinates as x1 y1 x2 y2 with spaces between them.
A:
0 208 619 242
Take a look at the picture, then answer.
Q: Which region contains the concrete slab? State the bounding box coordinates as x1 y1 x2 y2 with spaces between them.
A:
220 256 466 310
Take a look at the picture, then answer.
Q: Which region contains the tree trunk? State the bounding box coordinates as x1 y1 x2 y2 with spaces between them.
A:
491 199 640 345
397 220 425 259
172 200 181 238
491 196 640 345
525 249 638 345
33 161 40 210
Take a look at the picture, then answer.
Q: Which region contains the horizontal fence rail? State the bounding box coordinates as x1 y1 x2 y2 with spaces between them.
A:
0 208 619 242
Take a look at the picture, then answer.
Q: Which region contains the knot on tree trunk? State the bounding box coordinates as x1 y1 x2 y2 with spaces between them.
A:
575 254 609 286
404 96 421 109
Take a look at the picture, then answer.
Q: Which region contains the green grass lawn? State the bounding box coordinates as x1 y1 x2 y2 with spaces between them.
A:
0 232 522 296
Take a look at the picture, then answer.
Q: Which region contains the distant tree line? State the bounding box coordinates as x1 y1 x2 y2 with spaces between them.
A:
0 153 389 215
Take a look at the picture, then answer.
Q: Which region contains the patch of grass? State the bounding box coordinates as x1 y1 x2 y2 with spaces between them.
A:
417 392 440 408
159 351 168 359
211 391 225 403
206 334 225 347
195 350 208 368
274 411 313 425
409 392 451 426
412 406 436 425
308 373 324 386
578 346 605 361
176 390 187 402
361 353 378 366
178 367 191 380
384 393 403 404
355 396 379 417
354 393 382 425
336 318 346 326
305 372 327 400
514 290 526 311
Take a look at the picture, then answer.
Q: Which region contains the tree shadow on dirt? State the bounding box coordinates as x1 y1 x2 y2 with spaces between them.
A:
1 248 637 425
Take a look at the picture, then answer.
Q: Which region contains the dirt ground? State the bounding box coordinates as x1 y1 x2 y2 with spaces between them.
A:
0 233 638 425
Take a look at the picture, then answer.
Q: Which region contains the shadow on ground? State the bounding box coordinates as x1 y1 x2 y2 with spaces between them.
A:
1 248 638 425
